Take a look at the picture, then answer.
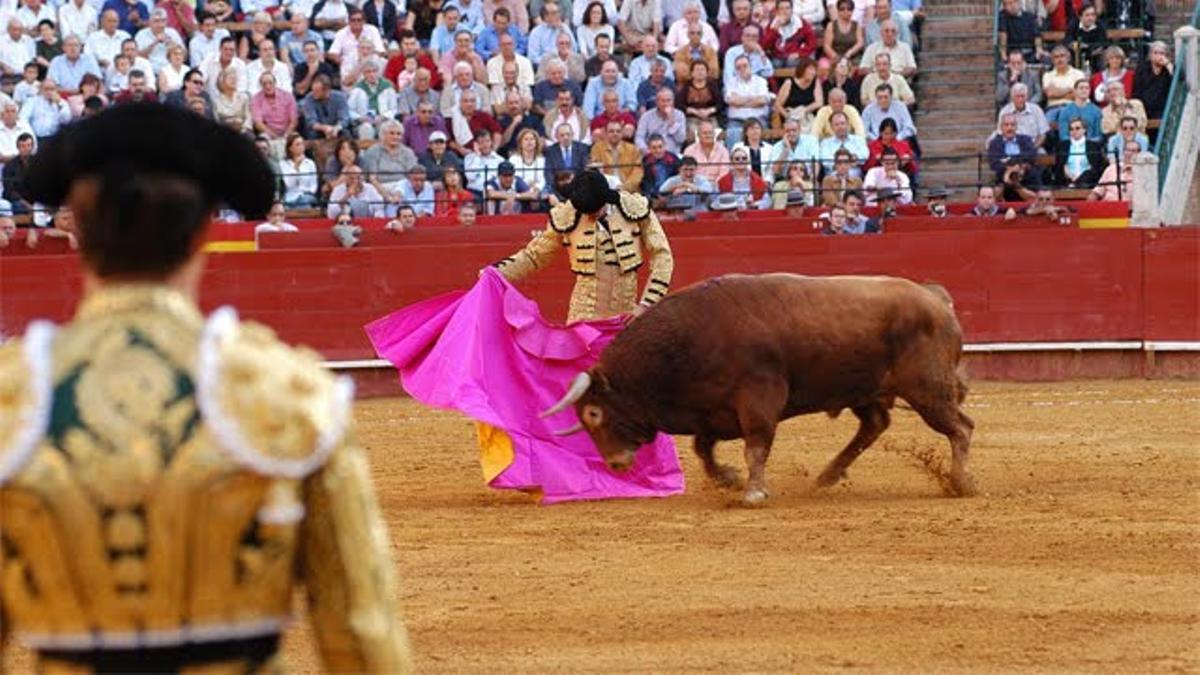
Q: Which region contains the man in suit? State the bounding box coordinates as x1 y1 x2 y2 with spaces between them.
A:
1054 116 1105 188
986 113 1036 183
543 121 589 186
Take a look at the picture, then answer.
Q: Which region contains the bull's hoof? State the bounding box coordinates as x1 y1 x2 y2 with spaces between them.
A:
948 472 978 498
815 466 846 488
710 464 742 490
741 487 769 506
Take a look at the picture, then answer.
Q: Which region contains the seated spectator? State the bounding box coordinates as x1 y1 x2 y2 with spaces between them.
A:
24 206 80 250
722 24 773 90
970 184 1017 219
456 200 479 226
1133 41 1172 124
429 4 463 59
13 62 41 107
463 129 506 194
586 35 623 81
821 203 851 235
641 133 680 199
636 60 674 114
489 59 532 118
659 155 716 210
997 83 1049 151
1051 79 1102 143
327 165 386 218
818 111 869 175
1043 46 1085 111
158 43 190 94
448 92 503 156
719 0 756 51
1088 138 1137 202
813 87 866 139
859 52 914 108
543 87 591 144
1105 115 1148 159
672 22 720 83
0 200 15 248
683 120 731 183
363 119 418 191
532 58 584 117
865 0 911 45
386 31 443 92
864 117 917 175
998 157 1039 202
861 83 915 142
841 190 880 233
396 66 440 116
823 55 862 107
769 117 820 182
617 0 665 51
717 145 771 209
440 61 490 117
487 32 533 88
496 90 543 154
732 119 774 178
279 133 319 207
509 128 548 198
386 206 418 233
582 60 637 117
664 1 718 54
925 187 950 217
1023 186 1072 222
862 146 912 204
394 164 436 216
300 74 351 140
112 68 159 105
256 202 300 238
577 2 616 59
771 160 815 208
858 20 916 78
542 31 588 83
330 212 364 248
589 119 643 192
251 72 299 152
543 122 590 185
209 67 249 132
437 30 487 86
279 14 321 66
724 54 772 147
485 161 539 214
20 77 69 141
997 49 1043 108
820 148 863 206
321 137 361 198
66 73 107 117
527 2 576 68
1055 117 1105 187
1 133 35 213
987 113 1036 182
1100 81 1146 135
418 130 464 186
435 166 476 215
997 0 1042 63
764 0 819 66
402 101 447 156
636 88 687 154
477 8 527 62
590 89 638 139
1090 45 1134 105
823 0 865 65
239 11 279 63
1065 4 1105 71
0 101 35 164
294 41 338 98
47 34 101 95
774 57 825 124
345 59 396 139
677 59 723 140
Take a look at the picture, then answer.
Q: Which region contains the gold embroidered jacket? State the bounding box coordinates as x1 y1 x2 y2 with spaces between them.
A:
0 286 411 673
494 191 674 322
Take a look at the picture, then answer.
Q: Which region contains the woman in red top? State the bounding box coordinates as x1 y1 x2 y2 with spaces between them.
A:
1045 0 1084 33
436 167 476 216
864 118 918 177
1089 46 1135 105
717 146 770 208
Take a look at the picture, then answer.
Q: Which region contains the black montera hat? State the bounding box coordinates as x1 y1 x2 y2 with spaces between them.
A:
568 169 619 215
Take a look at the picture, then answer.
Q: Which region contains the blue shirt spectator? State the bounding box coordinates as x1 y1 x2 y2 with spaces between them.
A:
475 19 526 60
448 0 485 33
861 98 916 141
279 26 324 65
1053 99 1103 141
102 0 148 34
299 80 351 139
526 21 574 67
582 67 637 116
47 48 103 93
396 176 436 215
20 84 72 138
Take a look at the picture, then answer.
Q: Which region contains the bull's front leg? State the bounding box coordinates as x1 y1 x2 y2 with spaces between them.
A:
693 435 741 489
741 431 776 505
735 380 787 505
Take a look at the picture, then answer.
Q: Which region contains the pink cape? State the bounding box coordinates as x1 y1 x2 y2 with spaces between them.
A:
365 268 684 504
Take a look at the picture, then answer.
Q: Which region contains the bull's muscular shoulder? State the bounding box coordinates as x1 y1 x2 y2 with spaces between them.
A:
200 310 352 478
548 202 579 233
614 192 651 222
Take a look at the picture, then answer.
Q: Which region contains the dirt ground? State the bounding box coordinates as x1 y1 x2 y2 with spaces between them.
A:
5 380 1199 673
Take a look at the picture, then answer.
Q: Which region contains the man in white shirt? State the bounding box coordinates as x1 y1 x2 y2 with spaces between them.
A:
134 8 184 73
188 14 229 67
326 7 383 67
202 36 247 96
312 0 350 42
84 9 130 69
16 0 56 35
485 32 532 87
0 100 34 166
0 18 34 77
859 20 917 77
58 0 99 40
626 35 672 89
116 38 157 91
724 54 770 147
722 23 773 89
246 40 293 95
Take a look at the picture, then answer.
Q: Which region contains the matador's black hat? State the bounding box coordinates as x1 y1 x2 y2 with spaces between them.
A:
568 170 621 215
25 103 275 218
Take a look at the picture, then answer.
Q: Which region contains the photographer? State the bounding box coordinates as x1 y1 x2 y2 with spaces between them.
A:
1000 157 1038 203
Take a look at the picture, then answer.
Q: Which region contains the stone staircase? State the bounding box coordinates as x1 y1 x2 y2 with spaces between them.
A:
913 0 999 200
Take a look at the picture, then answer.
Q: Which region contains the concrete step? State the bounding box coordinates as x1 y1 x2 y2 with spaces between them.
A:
920 34 995 52
920 15 995 33
914 95 996 111
920 138 987 158
920 51 996 69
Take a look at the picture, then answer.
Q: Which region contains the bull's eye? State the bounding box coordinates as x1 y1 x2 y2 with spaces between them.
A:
582 404 604 428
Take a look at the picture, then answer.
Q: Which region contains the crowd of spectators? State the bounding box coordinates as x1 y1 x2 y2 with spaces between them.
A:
993 0 1173 201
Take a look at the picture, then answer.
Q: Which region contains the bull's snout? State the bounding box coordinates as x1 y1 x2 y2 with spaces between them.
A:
605 450 637 472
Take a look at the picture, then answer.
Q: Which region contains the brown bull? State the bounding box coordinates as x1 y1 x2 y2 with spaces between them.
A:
542 273 975 504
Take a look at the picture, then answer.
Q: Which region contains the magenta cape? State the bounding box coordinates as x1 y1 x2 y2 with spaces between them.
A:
365 268 684 504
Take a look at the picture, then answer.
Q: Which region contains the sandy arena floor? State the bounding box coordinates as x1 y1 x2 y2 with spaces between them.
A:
5 380 1199 673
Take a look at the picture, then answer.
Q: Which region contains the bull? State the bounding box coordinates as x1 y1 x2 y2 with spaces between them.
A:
542 273 975 505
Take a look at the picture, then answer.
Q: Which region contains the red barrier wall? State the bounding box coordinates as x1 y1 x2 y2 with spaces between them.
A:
3 227 1197 371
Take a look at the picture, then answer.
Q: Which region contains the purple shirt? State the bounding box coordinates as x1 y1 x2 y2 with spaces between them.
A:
402 114 448 156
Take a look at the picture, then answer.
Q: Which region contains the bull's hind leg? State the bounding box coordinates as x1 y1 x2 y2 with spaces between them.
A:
815 401 891 488
910 400 977 497
694 435 741 489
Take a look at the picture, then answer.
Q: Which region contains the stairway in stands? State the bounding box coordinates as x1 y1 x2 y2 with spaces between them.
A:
914 0 1000 200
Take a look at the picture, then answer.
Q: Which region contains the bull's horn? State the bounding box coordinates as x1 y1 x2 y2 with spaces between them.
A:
552 423 584 436
540 372 592 417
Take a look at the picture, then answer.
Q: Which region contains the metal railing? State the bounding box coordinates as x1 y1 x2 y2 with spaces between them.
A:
1153 2 1200 195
